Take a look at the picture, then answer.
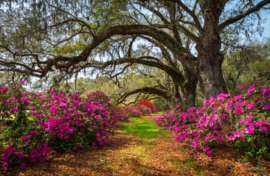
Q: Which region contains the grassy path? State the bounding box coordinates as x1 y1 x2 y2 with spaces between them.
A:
1 115 270 176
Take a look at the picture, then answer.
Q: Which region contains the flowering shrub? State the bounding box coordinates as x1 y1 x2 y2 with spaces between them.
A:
152 107 158 113
137 105 152 115
110 107 129 122
138 98 155 108
154 80 270 163
153 110 176 128
173 94 194 112
0 83 125 169
124 105 142 117
137 98 158 112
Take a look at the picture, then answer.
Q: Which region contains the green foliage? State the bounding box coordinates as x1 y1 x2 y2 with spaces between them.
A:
223 39 270 95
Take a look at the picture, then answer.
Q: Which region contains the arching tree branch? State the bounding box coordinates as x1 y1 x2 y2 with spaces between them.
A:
219 0 270 30
117 87 174 105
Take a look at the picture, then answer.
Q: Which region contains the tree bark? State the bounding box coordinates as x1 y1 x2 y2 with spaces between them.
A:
117 87 174 105
196 1 228 99
183 68 198 106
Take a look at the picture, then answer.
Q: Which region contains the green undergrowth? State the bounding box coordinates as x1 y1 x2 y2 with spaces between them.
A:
120 117 170 139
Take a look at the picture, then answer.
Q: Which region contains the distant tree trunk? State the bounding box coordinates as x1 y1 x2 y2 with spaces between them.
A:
172 78 181 100
74 71 78 92
183 68 198 106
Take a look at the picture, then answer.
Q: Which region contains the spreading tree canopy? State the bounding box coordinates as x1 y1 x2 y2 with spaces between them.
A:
0 0 269 101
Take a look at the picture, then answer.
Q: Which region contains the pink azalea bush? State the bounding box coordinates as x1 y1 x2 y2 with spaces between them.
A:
154 79 270 162
110 107 129 122
124 105 142 117
137 105 152 115
153 110 177 129
0 82 128 169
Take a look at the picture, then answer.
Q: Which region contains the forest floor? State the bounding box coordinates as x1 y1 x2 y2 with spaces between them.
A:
1 114 270 176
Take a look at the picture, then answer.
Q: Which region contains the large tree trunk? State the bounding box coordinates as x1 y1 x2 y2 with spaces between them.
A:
198 52 227 99
196 2 228 99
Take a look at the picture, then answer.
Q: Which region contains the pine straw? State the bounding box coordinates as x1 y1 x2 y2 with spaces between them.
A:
1 115 270 176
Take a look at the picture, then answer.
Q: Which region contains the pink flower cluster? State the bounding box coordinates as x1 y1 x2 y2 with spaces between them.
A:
124 105 142 117
0 85 127 169
29 143 51 163
110 107 129 122
2 145 17 162
154 81 270 156
137 105 152 115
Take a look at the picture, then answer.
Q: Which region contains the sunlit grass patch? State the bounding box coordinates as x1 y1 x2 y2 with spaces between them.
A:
153 111 164 114
121 118 170 139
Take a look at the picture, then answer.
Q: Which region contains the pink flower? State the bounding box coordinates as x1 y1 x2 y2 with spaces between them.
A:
20 163 27 169
203 147 209 152
247 84 257 94
22 135 31 141
176 105 179 108
237 162 243 166
261 88 270 95
1 86 6 92
21 96 27 101
228 135 234 141
64 135 69 139
263 104 270 110
187 151 191 155
3 162 8 167
247 102 255 109
207 150 212 155
239 119 243 124
237 85 245 90
258 98 263 103
20 80 25 84
30 130 37 135
233 131 240 138
17 153 24 159
39 157 46 163
261 127 268 133
245 162 250 165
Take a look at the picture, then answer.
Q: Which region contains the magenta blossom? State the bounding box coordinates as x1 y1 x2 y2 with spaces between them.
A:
3 162 8 167
233 131 240 138
261 126 268 133
263 104 270 110
228 135 234 141
20 163 27 169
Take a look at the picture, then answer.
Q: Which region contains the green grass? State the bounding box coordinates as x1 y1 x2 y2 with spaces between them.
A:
121 118 169 139
153 111 164 114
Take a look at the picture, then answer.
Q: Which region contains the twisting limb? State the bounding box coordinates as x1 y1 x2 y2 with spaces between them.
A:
117 87 174 105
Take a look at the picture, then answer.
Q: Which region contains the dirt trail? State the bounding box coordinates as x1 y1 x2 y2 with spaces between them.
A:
1 114 269 176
